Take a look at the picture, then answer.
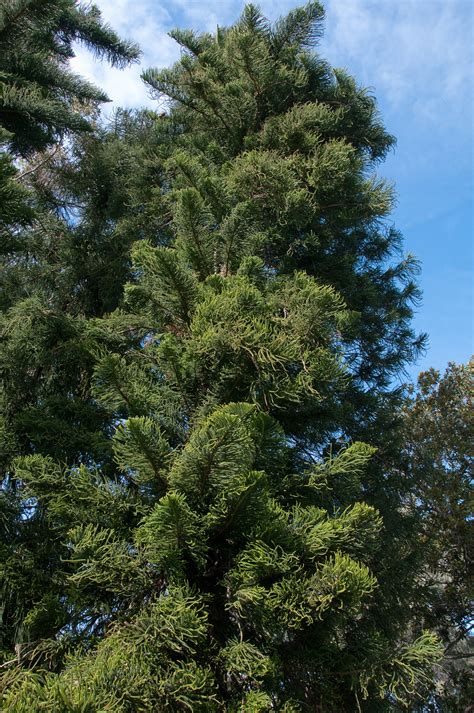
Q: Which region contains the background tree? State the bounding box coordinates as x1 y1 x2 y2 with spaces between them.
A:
0 0 139 665
400 360 473 711
0 0 141 302
0 0 139 154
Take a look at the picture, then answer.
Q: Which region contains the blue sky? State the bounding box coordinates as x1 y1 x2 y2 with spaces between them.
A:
72 0 473 379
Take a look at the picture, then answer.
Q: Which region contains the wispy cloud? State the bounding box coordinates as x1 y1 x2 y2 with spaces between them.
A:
71 0 258 112
321 0 473 131
71 0 179 111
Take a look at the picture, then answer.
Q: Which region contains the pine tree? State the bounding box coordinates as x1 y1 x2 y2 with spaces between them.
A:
0 0 140 273
1 4 446 711
0 0 140 675
0 0 139 155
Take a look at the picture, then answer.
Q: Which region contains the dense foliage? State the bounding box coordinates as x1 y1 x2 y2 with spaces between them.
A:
399 362 473 710
0 2 471 711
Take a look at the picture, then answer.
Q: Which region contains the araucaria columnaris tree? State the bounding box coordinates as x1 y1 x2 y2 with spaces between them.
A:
1 3 449 711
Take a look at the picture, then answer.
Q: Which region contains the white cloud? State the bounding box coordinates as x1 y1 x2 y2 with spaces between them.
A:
321 0 473 131
70 0 181 113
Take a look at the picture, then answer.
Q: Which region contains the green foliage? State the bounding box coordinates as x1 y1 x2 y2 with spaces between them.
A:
66 523 150 601
136 492 206 577
399 361 474 708
143 0 422 397
308 441 378 504
0 3 452 711
128 242 199 327
2 587 219 711
113 416 171 490
0 0 139 155
0 130 33 248
2 391 442 707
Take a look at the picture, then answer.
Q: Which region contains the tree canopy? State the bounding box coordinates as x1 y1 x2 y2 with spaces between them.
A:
0 3 471 711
